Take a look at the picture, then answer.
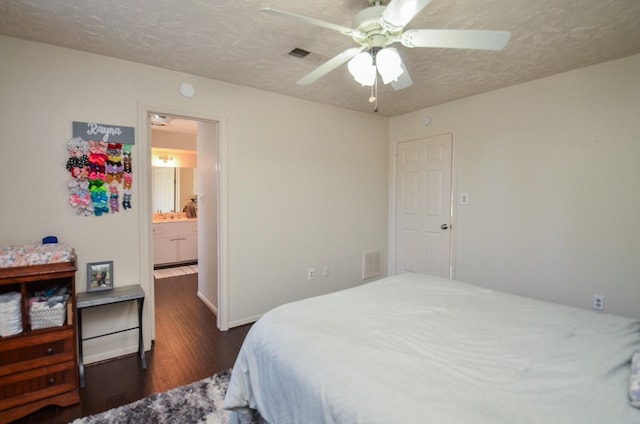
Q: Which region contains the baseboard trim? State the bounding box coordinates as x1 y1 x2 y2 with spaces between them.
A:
197 291 217 316
228 314 262 329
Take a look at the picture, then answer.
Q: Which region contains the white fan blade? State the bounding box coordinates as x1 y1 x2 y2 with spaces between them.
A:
382 0 433 29
297 47 363 86
391 61 413 90
261 8 354 35
402 29 511 50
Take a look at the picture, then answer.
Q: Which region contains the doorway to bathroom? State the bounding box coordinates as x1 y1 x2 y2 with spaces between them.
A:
151 116 199 268
149 113 220 334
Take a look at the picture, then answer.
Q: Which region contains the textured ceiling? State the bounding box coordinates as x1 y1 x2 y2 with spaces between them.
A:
1 0 639 116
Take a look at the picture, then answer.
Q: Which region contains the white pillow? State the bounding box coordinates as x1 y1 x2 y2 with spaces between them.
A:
631 352 640 408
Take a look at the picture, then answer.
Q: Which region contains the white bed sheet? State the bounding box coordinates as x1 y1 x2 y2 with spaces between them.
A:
224 273 640 423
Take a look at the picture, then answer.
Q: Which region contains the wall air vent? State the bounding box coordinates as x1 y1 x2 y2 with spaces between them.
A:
362 250 383 280
288 47 311 59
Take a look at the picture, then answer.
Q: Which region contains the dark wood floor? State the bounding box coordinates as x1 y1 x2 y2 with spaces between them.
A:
13 273 252 424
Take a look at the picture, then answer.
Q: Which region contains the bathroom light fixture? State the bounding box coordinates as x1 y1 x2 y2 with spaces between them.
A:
158 154 173 164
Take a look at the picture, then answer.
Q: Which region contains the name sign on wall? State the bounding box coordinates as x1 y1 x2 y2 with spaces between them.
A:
72 121 135 144
66 121 135 217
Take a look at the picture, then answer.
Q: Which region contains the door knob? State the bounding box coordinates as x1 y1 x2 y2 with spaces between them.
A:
441 224 449 230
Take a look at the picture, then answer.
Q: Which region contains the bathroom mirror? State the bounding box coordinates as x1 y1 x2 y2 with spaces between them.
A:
152 166 197 213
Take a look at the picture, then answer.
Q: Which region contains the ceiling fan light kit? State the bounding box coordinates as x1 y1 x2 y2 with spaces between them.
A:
348 52 376 86
347 47 404 86
262 0 511 111
375 47 403 84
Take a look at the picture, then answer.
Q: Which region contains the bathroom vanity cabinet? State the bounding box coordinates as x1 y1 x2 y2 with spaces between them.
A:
152 220 198 266
0 253 79 422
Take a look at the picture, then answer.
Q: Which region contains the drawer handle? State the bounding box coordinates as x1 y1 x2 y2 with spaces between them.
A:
48 377 56 386
46 347 54 355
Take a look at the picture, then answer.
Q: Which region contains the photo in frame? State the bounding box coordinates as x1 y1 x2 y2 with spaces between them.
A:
87 261 114 292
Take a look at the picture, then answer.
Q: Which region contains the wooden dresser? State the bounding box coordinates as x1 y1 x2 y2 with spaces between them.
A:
0 253 79 422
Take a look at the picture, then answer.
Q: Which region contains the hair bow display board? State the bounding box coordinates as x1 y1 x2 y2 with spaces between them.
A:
66 121 135 217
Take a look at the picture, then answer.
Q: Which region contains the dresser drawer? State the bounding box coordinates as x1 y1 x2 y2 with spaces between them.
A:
0 328 75 377
0 360 77 411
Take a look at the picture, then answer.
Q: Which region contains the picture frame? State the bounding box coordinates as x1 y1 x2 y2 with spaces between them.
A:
87 261 114 292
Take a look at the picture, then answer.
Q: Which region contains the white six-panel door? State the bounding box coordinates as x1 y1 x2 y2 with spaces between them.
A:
395 134 453 277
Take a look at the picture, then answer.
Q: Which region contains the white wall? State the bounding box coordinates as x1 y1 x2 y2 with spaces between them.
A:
226 90 390 322
196 121 219 319
390 54 640 319
0 35 389 362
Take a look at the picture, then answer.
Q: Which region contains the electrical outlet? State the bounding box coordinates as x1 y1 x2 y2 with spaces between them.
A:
592 295 605 311
460 193 469 205
307 268 315 280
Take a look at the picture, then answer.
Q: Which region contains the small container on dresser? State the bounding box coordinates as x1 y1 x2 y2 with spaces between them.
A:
0 243 79 423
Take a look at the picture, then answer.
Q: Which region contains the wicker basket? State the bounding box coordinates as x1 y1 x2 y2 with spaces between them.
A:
29 301 67 330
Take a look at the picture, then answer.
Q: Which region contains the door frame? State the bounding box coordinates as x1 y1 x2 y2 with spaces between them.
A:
388 131 457 278
137 103 230 344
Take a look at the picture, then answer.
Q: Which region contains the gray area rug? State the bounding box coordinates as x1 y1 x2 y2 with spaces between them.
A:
71 369 252 424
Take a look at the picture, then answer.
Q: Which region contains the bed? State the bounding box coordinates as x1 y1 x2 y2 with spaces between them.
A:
224 273 640 423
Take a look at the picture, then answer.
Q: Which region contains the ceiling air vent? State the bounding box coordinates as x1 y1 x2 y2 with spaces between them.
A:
288 47 310 59
150 114 174 126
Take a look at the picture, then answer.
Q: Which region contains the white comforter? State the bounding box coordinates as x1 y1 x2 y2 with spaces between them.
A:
224 273 640 423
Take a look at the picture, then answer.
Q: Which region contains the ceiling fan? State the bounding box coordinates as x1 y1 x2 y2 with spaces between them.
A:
262 0 511 108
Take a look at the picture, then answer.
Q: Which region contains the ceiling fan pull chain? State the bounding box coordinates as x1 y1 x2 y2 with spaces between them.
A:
374 76 379 113
369 73 376 106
